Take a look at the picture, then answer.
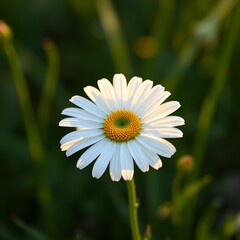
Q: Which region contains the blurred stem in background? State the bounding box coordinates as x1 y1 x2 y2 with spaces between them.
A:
142 0 176 79
185 0 240 237
171 154 211 238
94 0 133 77
172 155 194 206
38 38 59 142
0 21 58 239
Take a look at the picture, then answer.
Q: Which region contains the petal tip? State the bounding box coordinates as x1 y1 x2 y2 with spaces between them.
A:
155 160 163 169
76 159 82 169
69 95 79 103
121 169 134 181
110 176 121 182
65 152 70 157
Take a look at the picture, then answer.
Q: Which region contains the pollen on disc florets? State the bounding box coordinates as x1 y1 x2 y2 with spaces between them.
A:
103 110 141 142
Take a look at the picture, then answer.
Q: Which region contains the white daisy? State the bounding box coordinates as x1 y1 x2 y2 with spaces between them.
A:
59 74 184 181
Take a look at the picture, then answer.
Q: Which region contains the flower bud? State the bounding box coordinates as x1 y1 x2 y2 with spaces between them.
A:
177 154 194 172
0 21 12 41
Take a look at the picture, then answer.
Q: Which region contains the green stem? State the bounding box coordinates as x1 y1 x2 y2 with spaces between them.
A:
94 0 133 77
127 178 142 240
2 40 44 164
171 170 184 224
38 38 59 141
142 0 176 78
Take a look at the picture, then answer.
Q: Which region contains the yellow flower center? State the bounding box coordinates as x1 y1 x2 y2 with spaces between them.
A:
103 110 141 142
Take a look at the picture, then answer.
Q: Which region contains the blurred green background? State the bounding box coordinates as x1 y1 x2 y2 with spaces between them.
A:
1 0 240 239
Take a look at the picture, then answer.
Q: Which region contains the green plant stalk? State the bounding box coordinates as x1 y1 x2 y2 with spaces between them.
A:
94 0 133 77
127 178 142 240
195 204 218 240
2 40 44 164
171 170 185 224
2 37 56 239
38 39 59 140
152 0 175 58
162 40 199 92
172 170 185 202
142 0 176 78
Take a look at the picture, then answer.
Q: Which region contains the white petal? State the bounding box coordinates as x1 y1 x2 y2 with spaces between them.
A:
142 128 183 138
60 129 104 145
133 85 164 116
70 96 106 118
136 133 176 158
84 86 111 114
151 160 162 169
97 78 117 111
66 134 105 157
59 118 103 129
145 116 185 127
113 74 127 109
155 91 171 105
139 91 171 118
129 80 153 111
143 101 181 122
92 140 116 179
77 138 108 169
157 101 181 117
126 76 143 109
143 150 163 169
60 138 82 151
61 108 102 122
128 140 149 172
120 143 134 180
110 145 121 181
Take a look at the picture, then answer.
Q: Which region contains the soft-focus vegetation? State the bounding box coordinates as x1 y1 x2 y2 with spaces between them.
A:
1 0 240 239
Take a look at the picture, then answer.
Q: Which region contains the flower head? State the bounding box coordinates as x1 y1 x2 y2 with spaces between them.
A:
59 74 184 181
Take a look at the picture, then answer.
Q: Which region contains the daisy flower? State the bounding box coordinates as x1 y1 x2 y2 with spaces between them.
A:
59 74 184 181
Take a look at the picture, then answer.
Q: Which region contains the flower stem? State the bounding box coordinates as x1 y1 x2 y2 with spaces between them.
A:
38 38 59 141
126 178 142 240
94 0 133 77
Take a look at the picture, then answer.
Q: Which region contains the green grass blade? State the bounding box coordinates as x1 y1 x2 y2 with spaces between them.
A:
38 39 60 140
94 0 133 76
